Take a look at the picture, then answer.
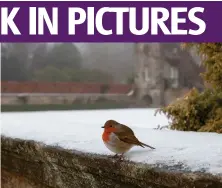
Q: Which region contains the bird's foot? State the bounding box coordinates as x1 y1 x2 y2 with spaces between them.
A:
109 154 119 158
108 154 118 159
116 154 125 161
109 154 125 161
113 154 119 158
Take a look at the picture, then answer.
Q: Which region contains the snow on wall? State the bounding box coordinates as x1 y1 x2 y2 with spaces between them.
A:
1 109 222 175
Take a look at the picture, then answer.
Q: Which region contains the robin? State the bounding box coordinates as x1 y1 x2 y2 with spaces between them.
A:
102 120 155 158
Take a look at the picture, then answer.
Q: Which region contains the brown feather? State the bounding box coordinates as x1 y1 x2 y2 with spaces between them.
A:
115 132 144 147
115 123 155 149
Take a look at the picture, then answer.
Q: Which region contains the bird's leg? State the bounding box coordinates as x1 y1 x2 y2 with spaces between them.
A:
117 153 125 161
109 154 124 160
108 154 119 158
109 154 125 160
113 154 119 158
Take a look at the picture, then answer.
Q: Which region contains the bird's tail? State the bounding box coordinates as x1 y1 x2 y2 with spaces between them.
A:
140 142 155 149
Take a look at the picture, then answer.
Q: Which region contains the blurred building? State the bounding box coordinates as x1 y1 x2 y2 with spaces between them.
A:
133 43 204 106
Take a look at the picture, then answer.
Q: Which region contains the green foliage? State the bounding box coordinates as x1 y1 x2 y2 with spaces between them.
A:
63 68 113 83
33 66 113 83
33 66 70 82
1 43 83 81
1 43 30 81
2 43 114 83
159 43 222 133
158 88 222 133
183 43 222 91
32 43 113 83
31 43 48 71
46 43 82 69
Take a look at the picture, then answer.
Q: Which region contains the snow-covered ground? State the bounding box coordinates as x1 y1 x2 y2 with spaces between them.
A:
1 109 222 175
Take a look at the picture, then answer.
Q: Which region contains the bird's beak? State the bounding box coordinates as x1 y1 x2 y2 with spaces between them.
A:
101 126 105 128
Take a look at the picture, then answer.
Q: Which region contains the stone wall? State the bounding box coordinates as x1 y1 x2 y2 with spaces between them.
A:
1 94 132 105
1 91 188 108
1 136 222 188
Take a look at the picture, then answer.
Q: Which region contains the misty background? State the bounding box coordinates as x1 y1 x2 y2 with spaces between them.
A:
1 42 205 111
1 43 137 84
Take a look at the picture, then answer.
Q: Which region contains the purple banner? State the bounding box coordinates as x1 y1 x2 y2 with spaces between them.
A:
0 1 221 42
